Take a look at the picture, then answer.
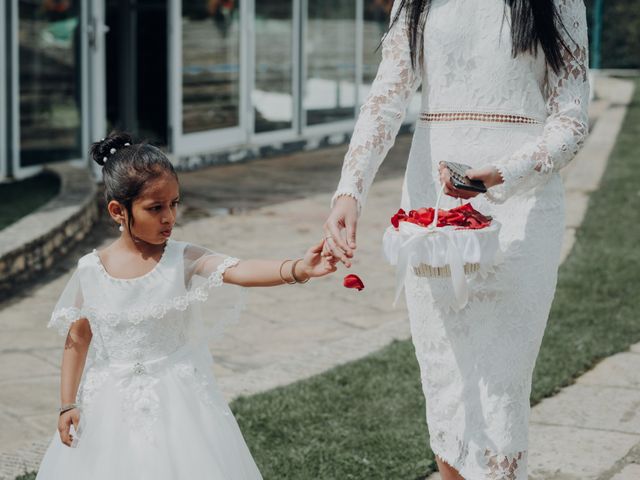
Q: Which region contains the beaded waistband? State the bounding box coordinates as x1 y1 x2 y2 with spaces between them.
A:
420 112 542 125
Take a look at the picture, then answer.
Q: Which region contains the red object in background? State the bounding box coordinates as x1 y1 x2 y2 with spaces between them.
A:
343 274 365 291
390 203 491 230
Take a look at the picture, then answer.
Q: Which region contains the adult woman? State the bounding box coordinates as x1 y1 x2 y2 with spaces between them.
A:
323 1 589 478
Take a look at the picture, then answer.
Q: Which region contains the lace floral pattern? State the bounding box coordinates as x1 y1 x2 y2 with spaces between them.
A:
47 242 244 443
47 256 241 335
337 1 588 477
486 0 589 203
117 369 161 442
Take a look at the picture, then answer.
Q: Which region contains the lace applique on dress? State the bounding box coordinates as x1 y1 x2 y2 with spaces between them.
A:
484 449 526 480
486 0 589 203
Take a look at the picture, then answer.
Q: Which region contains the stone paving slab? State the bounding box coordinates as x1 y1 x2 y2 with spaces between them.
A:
611 464 640 480
528 425 639 480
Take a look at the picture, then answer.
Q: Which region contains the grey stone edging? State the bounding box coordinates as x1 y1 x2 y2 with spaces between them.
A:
0 164 98 298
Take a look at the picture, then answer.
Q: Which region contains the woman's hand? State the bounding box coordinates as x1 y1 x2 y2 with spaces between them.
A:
58 408 80 447
438 163 503 199
299 240 338 279
322 195 358 268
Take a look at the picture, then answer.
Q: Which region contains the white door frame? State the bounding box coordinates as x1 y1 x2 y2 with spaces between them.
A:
300 0 362 138
88 0 107 179
169 0 250 157
248 0 300 146
10 0 90 180
0 2 7 180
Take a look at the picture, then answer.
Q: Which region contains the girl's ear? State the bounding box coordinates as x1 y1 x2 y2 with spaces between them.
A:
107 200 126 225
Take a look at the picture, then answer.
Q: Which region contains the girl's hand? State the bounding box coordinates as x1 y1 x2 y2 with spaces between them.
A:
58 408 80 447
438 163 503 199
299 239 338 279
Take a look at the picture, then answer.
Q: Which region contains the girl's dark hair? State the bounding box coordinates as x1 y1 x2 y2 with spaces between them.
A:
391 0 572 74
89 131 178 233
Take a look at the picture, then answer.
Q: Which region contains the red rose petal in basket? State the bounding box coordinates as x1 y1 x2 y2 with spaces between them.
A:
391 209 408 228
391 202 492 229
343 274 365 291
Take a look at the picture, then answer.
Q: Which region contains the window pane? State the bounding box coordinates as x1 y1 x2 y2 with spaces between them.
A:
305 0 356 126
361 0 420 115
362 0 392 102
254 1 294 134
18 1 82 167
182 0 241 134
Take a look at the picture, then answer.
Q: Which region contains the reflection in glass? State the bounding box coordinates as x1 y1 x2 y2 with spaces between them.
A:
305 0 356 126
361 0 421 115
182 0 241 134
362 0 392 101
19 0 82 167
254 1 294 133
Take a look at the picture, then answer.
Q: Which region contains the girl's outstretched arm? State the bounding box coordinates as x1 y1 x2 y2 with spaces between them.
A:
221 239 337 287
58 318 92 447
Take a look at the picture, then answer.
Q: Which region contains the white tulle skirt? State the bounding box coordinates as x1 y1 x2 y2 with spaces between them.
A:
36 344 262 480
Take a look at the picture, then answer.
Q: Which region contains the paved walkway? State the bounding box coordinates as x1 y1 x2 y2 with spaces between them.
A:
0 75 636 479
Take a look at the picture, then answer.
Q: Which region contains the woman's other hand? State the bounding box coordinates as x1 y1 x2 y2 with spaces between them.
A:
438 163 503 199
323 195 358 268
58 408 80 447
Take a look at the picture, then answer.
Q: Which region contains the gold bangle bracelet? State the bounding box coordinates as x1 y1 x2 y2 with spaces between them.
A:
279 259 296 284
291 258 310 284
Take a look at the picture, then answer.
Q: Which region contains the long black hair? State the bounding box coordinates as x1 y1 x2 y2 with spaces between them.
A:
392 0 572 74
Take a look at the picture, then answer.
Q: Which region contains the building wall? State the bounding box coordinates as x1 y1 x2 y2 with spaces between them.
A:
1 0 420 182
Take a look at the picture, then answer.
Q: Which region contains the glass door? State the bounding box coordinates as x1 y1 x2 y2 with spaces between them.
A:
169 0 249 156
250 0 299 142
302 0 361 134
103 0 168 146
11 0 89 179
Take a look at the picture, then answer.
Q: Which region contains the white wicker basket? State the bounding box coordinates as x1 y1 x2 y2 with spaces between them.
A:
383 185 501 310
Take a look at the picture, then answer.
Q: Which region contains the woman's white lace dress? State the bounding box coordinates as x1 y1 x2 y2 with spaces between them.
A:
36 239 262 480
333 1 589 478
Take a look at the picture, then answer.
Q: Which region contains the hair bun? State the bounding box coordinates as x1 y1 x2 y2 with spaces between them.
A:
90 131 135 166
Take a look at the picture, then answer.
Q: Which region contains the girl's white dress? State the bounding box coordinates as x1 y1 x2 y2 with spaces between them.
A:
36 239 263 480
333 0 589 478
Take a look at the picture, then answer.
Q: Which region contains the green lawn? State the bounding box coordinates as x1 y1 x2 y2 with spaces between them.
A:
17 78 640 480
0 172 60 231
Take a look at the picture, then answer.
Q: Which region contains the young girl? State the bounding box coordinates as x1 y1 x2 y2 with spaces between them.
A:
36 132 337 479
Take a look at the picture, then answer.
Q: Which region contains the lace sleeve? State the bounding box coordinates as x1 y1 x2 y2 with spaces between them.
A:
485 0 589 204
331 1 422 214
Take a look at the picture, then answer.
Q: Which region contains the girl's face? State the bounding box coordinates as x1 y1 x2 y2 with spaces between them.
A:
110 173 180 245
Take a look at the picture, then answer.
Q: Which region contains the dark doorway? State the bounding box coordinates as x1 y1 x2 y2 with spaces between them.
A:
105 0 167 146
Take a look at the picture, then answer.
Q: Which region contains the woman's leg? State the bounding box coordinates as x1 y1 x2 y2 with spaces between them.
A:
436 456 465 480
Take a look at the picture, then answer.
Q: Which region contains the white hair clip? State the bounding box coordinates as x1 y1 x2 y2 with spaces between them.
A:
103 156 108 163
124 143 130 146
110 148 116 154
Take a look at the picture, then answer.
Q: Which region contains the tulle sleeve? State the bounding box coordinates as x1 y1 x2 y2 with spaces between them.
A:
47 266 87 336
182 243 246 342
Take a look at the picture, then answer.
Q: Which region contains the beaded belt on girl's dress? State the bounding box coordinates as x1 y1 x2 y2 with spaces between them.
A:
420 111 542 125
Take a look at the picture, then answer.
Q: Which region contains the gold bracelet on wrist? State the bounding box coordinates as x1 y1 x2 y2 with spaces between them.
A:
291 258 310 284
279 259 296 284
